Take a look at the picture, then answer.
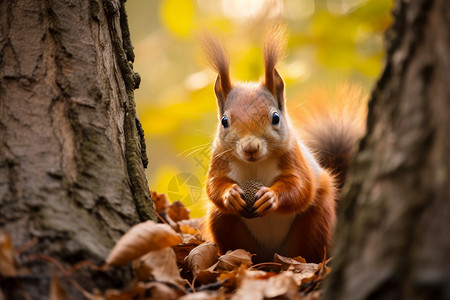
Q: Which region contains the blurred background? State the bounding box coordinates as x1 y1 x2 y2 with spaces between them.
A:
125 0 392 217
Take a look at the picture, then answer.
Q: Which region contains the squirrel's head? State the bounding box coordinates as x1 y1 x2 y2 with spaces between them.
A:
201 27 289 163
216 81 288 163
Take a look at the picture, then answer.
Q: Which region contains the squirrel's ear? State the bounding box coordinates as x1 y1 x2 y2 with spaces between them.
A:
265 68 285 111
214 75 231 114
199 31 232 114
262 24 287 110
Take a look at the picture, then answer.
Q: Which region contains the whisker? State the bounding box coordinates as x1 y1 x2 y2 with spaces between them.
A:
177 143 213 159
212 148 233 160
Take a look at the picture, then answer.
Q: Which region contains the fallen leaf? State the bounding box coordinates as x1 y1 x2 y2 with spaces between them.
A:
151 191 170 213
196 268 221 285
315 261 331 280
299 257 331 287
0 231 16 277
179 290 224 300
274 253 306 266
133 247 185 290
184 242 218 278
106 221 182 266
274 253 310 271
50 272 69 300
145 281 184 300
264 271 298 298
294 256 307 263
173 239 204 266
218 269 238 288
179 232 203 244
178 223 200 236
178 218 204 233
301 291 321 300
168 201 191 222
231 277 266 300
216 249 252 271
220 265 268 290
105 281 183 300
104 282 144 300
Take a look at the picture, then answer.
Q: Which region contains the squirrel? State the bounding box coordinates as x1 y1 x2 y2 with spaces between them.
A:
201 27 366 263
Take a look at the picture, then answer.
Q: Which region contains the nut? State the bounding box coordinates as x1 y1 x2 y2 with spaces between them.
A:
240 179 264 219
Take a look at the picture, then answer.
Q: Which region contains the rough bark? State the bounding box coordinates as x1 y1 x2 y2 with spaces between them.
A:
324 0 450 299
0 0 156 298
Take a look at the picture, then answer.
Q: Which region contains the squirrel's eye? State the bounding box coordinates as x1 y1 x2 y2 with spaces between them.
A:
221 116 229 128
272 112 280 125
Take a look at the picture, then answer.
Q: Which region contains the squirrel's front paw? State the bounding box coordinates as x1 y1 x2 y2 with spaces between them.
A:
223 184 245 214
254 187 278 217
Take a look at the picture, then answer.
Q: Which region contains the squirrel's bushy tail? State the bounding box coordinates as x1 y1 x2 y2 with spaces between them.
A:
292 84 368 189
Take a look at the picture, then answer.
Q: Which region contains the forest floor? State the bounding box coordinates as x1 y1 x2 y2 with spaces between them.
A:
0 191 331 300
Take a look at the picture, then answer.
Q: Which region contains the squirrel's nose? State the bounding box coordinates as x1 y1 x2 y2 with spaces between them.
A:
242 143 260 154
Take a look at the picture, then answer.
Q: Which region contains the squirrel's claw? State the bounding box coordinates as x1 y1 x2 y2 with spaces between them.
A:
223 184 245 213
254 187 278 216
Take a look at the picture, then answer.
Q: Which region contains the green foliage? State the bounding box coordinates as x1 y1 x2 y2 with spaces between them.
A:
126 0 392 217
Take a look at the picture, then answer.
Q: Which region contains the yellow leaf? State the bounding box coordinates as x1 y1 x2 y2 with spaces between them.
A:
160 0 195 38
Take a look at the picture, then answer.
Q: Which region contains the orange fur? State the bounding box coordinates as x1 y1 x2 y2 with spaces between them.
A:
201 28 364 263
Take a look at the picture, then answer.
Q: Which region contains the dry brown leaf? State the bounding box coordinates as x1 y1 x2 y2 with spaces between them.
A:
298 258 331 287
184 242 218 278
178 218 204 233
179 223 200 236
315 261 331 280
173 239 204 266
219 265 268 291
196 268 220 285
293 256 307 263
274 253 307 270
264 271 298 299
231 277 266 300
179 290 224 300
104 282 144 300
104 282 180 300
106 221 182 266
216 249 252 271
301 291 321 300
105 281 183 300
218 269 238 289
133 247 185 290
179 232 203 244
49 272 69 300
168 201 191 222
0 231 16 277
274 253 306 264
151 191 170 213
144 281 184 300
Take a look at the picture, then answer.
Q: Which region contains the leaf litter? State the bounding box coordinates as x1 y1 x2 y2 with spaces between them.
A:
0 191 331 299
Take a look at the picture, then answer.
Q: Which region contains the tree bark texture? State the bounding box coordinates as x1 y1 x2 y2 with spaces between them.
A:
324 0 450 299
0 0 156 298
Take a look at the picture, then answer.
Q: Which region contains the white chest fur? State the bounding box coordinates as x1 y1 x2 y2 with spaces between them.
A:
228 158 296 249
228 157 280 186
242 212 296 250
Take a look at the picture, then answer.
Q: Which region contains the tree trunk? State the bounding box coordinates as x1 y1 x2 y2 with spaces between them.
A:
324 0 450 299
0 0 156 298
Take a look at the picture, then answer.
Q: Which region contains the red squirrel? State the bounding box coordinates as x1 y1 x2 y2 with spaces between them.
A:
202 27 365 263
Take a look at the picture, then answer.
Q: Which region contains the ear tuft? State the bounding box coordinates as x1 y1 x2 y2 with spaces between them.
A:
199 31 232 113
263 25 287 110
